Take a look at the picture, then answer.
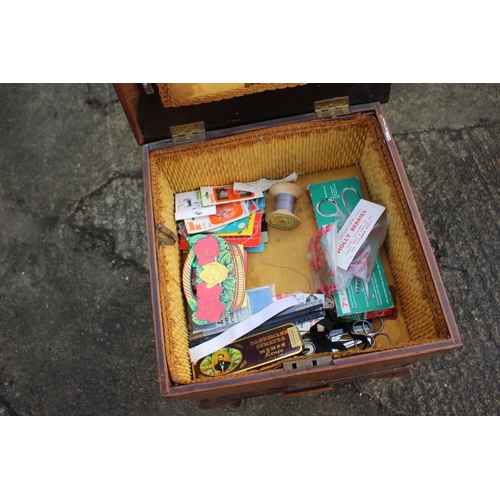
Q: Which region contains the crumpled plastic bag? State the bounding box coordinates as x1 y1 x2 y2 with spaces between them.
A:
307 213 389 295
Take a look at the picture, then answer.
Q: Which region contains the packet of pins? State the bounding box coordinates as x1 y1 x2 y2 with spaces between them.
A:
200 185 264 206
184 201 251 235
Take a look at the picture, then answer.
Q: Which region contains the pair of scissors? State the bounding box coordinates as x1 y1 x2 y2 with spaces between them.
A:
305 311 391 353
351 319 391 348
315 186 361 221
326 319 391 351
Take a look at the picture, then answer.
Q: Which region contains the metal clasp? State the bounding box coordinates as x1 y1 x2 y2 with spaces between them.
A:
156 224 177 245
283 355 333 373
142 84 155 95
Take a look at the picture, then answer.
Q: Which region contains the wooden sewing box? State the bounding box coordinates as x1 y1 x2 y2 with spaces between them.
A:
114 83 462 409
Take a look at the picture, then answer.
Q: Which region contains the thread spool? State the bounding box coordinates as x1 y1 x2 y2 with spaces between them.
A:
265 182 305 229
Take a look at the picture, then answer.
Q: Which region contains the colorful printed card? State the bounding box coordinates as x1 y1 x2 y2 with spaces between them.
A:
219 212 263 248
217 211 256 236
184 201 250 235
190 285 275 341
174 190 216 221
200 185 264 207
182 234 247 325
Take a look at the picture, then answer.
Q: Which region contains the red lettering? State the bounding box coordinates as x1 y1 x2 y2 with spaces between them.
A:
350 210 367 232
337 234 350 252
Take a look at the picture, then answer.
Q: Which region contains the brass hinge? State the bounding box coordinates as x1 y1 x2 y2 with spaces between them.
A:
314 97 350 119
170 122 206 146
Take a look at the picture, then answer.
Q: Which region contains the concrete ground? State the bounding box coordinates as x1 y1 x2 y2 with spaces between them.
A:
1 83 499 416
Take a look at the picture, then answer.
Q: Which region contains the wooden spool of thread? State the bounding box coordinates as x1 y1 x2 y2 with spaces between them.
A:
265 182 305 229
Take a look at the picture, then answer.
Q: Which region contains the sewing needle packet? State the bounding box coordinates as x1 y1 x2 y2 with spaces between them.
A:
200 185 264 206
174 190 216 221
336 199 386 271
184 201 251 234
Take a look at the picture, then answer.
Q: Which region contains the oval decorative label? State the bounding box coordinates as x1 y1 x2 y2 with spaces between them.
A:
199 348 243 376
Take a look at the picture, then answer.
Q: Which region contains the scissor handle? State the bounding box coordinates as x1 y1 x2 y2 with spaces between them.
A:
371 331 392 347
315 198 345 219
351 319 391 348
341 186 362 215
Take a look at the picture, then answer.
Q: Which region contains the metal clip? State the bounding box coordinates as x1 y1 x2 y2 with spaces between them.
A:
156 224 177 245
283 356 333 373
142 84 155 95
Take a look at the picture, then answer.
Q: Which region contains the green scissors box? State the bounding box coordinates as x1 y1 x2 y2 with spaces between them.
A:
114 83 462 408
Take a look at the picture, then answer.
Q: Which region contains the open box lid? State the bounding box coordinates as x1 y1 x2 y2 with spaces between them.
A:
114 83 391 146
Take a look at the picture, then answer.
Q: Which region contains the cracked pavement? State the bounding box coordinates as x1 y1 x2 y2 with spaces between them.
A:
69 174 148 270
1 83 499 415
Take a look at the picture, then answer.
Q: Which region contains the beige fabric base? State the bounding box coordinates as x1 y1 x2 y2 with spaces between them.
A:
149 115 449 385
